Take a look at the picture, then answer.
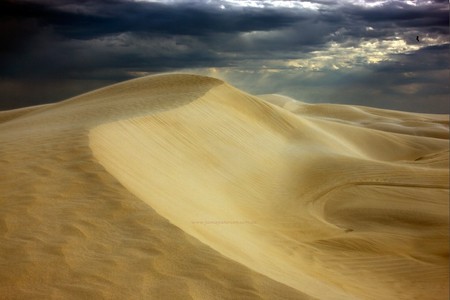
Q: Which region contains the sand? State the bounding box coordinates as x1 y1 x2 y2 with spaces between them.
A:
0 74 448 299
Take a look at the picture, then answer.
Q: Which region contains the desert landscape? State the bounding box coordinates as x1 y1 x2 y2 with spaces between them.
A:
0 73 448 299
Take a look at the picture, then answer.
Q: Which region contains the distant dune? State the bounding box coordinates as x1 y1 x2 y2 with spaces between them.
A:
1 74 448 299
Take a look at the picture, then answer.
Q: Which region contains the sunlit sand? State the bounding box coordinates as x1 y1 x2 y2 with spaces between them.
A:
1 74 448 299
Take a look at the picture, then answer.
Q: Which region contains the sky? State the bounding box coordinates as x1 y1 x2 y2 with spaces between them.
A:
0 0 448 113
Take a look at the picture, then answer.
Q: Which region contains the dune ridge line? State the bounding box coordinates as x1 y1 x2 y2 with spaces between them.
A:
89 74 448 300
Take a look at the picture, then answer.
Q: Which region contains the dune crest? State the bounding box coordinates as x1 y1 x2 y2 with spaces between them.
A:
90 75 448 300
1 74 448 299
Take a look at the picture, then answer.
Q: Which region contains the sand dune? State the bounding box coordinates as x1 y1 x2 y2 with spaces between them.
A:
1 74 448 299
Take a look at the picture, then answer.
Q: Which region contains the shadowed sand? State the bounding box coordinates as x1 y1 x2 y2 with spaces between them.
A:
1 74 448 299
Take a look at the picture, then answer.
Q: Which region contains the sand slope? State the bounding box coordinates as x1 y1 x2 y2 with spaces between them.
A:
1 74 448 299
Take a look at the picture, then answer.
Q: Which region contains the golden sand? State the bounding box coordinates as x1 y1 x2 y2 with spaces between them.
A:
1 74 448 299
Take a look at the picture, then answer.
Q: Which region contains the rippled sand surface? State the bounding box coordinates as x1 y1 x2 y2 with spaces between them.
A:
1 74 448 299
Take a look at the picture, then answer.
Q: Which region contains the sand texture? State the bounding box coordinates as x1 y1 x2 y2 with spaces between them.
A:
1 74 448 299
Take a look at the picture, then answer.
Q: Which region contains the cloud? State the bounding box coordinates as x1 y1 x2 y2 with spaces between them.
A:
1 0 305 40
0 0 448 113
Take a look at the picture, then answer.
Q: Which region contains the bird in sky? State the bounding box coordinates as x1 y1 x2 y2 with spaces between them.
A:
416 36 420 42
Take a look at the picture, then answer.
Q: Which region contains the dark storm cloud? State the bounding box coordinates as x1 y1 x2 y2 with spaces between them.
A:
338 1 449 41
0 0 448 112
344 1 447 25
324 1 449 41
0 0 302 41
0 0 307 79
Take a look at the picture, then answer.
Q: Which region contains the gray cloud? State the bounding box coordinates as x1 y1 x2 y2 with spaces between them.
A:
0 0 448 113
